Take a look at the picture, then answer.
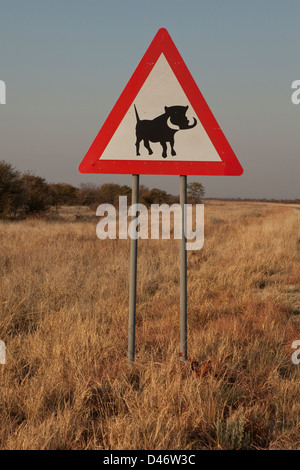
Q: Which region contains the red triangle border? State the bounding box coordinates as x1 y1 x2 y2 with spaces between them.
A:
79 28 243 176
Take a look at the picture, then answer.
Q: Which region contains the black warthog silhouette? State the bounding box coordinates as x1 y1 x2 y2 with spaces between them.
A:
134 105 197 158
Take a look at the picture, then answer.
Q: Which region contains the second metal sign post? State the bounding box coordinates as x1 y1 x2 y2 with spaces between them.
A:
128 174 139 364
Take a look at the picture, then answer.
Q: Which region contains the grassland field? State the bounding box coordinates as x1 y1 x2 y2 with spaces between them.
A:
0 200 299 450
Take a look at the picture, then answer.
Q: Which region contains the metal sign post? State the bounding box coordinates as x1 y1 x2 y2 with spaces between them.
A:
128 174 139 364
180 175 187 361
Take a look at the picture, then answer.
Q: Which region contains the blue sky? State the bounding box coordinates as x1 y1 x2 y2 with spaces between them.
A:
0 0 299 198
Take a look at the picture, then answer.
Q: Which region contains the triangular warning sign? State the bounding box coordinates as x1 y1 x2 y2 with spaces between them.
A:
79 28 243 176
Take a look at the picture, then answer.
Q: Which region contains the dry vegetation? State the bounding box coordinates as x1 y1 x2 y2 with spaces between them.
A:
0 201 299 450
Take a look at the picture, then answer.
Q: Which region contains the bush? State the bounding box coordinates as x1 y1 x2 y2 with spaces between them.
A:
187 182 205 203
78 183 133 209
140 188 171 206
49 183 78 208
0 161 24 217
20 173 51 214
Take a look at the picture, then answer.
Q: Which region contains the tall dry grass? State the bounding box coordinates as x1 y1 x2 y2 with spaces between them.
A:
0 201 299 449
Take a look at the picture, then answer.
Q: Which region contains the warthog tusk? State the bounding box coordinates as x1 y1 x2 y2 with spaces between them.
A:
167 117 180 130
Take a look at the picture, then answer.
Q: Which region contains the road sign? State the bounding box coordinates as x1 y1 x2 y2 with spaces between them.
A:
79 28 244 365
79 28 243 176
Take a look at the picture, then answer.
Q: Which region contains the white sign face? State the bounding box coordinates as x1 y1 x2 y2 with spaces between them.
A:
101 54 221 162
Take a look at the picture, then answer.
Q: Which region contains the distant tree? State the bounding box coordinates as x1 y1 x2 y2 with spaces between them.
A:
119 185 132 197
98 183 123 205
139 185 149 195
113 185 132 206
77 183 99 206
0 161 24 217
20 173 51 213
78 183 133 208
168 193 180 204
49 183 78 209
187 182 205 204
140 188 170 206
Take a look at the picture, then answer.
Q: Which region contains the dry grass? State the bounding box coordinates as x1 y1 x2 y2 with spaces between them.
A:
0 201 299 450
